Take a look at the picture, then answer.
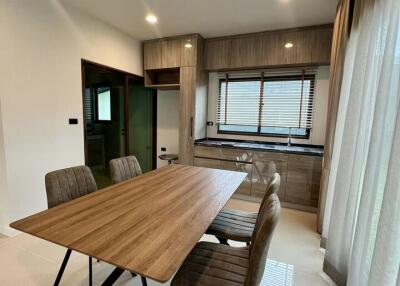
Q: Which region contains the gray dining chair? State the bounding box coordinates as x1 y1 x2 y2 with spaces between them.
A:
109 155 142 184
45 165 98 285
206 173 280 245
109 156 147 286
171 193 281 286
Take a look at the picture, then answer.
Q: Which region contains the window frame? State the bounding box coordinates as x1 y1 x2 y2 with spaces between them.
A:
217 74 315 139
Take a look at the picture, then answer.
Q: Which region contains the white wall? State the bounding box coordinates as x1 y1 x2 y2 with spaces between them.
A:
206 66 330 145
0 0 142 235
156 90 180 168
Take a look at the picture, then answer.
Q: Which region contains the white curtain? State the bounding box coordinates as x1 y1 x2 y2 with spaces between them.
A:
322 0 400 285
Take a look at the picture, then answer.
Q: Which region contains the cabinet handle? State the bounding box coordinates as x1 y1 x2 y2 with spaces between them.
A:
190 117 193 137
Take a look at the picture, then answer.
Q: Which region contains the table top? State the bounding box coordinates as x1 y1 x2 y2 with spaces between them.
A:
10 164 246 283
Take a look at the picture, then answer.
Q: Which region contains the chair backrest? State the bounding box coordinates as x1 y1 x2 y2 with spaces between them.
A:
45 165 97 208
245 193 281 286
259 173 280 210
109 156 142 184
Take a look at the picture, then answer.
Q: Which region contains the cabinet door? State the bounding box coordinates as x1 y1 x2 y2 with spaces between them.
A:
251 151 288 200
194 157 222 169
311 27 333 64
230 36 262 68
220 148 253 163
144 41 162 70
204 39 231 70
179 66 196 165
181 35 198 67
194 146 223 159
221 161 252 196
286 154 322 207
161 39 181 68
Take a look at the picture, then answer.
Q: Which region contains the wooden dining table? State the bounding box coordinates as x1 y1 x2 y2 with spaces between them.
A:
10 164 246 285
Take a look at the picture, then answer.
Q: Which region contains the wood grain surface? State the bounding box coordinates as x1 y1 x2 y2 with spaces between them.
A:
10 165 246 283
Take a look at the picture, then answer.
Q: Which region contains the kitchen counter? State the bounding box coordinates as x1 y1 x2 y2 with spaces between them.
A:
195 138 324 157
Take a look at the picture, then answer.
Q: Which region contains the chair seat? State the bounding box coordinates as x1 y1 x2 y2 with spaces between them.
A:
206 209 258 242
171 242 249 286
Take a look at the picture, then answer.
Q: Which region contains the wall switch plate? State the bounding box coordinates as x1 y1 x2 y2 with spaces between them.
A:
161 147 166 151
69 118 78 125
207 121 214 126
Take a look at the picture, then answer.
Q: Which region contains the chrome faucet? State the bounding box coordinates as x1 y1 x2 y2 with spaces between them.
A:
288 127 292 147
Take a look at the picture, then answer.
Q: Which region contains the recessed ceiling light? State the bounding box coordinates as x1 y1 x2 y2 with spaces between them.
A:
184 40 193 48
145 14 158 24
285 42 294 48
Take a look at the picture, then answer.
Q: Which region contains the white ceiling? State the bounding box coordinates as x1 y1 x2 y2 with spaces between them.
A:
62 0 338 40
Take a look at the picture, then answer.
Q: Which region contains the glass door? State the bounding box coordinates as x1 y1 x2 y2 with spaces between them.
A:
126 77 155 173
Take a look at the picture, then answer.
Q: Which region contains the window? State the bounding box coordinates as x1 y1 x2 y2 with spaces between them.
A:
96 87 111 121
217 70 315 138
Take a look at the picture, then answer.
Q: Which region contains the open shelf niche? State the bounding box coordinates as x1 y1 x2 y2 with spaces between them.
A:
144 68 180 90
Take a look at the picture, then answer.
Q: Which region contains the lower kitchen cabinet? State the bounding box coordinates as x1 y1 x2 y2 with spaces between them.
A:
285 154 322 207
193 157 222 169
193 145 323 211
221 161 253 196
251 151 287 201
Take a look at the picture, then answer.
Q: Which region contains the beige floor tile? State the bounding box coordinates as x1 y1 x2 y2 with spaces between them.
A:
0 242 59 286
0 198 326 286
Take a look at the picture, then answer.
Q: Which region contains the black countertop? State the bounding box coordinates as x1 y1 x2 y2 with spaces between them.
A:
195 138 324 157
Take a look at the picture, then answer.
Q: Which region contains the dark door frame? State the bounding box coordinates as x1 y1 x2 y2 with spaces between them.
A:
81 59 157 170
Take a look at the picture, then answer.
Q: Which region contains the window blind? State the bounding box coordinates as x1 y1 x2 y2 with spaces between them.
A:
217 68 316 129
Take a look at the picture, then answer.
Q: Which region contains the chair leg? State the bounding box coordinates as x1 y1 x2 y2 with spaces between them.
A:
216 236 229 245
89 257 93 286
141 276 148 286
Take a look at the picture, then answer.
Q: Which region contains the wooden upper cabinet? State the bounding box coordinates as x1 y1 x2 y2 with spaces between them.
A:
144 41 163 70
311 27 333 65
179 66 196 165
204 25 333 69
204 38 231 70
161 39 181 68
262 29 314 66
230 36 263 68
180 35 198 67
260 32 282 66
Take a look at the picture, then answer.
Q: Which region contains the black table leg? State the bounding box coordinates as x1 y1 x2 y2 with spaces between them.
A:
53 249 72 286
141 276 148 286
216 236 230 245
89 257 93 286
101 267 125 286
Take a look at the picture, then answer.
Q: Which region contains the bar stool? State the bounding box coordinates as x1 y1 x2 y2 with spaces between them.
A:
158 154 179 165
